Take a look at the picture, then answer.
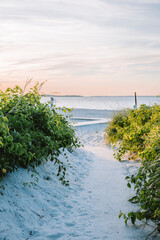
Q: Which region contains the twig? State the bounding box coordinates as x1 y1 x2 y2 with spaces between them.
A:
7 78 32 114
7 79 47 115
37 80 47 92
146 227 158 240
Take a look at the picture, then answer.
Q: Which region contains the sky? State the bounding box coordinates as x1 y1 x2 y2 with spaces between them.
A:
0 0 160 96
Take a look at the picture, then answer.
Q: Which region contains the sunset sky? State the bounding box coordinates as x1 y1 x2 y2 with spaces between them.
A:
0 0 160 96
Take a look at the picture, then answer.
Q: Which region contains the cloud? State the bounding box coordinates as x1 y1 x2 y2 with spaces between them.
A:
0 0 160 95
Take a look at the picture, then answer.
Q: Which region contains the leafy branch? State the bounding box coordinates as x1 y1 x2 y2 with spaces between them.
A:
105 104 160 239
0 82 81 193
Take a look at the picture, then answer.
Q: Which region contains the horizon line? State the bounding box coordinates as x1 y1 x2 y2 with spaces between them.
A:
42 94 160 97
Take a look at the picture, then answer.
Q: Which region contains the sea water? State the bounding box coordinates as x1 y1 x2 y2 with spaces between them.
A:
41 96 159 110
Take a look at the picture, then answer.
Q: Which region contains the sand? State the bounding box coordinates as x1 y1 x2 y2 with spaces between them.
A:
0 109 154 240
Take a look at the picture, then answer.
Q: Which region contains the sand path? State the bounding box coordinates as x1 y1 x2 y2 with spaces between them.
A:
0 120 152 240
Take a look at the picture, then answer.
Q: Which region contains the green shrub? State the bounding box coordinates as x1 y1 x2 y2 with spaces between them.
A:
105 104 160 238
0 83 80 186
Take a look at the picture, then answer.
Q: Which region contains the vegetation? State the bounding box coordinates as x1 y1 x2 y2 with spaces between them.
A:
0 82 80 190
105 104 160 238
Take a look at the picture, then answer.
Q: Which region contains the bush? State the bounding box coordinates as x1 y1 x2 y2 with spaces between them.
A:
105 104 160 238
0 83 80 186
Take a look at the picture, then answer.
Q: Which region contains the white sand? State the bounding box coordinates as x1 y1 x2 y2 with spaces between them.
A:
0 109 155 240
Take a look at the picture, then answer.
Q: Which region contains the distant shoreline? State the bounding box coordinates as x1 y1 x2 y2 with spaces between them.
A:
42 95 158 98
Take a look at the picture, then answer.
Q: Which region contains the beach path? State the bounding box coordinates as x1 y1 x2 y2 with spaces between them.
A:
0 113 152 240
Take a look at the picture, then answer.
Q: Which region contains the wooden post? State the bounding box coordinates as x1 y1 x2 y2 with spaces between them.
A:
134 92 137 108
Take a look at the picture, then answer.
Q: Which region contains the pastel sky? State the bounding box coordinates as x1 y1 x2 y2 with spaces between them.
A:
0 0 160 96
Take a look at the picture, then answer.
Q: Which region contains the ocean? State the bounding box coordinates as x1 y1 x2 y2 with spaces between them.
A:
41 96 159 111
